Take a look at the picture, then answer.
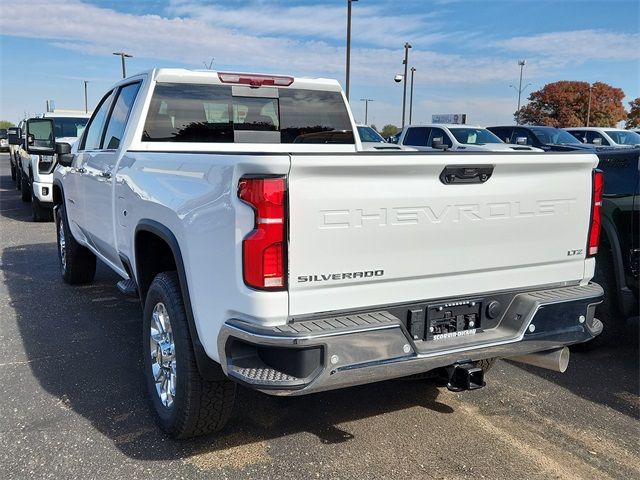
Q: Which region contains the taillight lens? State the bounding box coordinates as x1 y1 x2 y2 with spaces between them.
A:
238 177 287 290
587 170 604 257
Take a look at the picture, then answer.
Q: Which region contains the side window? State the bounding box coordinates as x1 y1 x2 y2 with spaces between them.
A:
568 130 586 143
102 82 142 149
586 131 610 146
429 127 452 147
81 90 115 151
403 127 430 146
516 128 535 145
491 127 512 143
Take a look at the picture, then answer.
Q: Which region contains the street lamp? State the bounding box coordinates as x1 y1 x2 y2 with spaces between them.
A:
401 42 412 127
345 0 358 100
586 84 593 127
113 52 133 79
409 67 416 125
83 81 89 113
510 60 530 124
360 98 373 124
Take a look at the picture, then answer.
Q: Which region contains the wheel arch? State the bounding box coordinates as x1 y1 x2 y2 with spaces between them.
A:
599 215 630 313
134 219 223 380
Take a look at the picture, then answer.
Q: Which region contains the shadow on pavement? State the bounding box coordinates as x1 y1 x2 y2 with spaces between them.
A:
507 317 639 419
3 241 453 461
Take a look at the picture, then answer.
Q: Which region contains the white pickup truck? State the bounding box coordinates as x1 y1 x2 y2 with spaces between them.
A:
23 69 604 438
18 112 89 221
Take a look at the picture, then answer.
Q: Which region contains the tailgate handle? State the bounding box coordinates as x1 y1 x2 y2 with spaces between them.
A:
440 165 494 184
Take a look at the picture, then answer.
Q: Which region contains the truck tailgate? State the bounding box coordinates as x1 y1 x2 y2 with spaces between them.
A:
287 152 598 316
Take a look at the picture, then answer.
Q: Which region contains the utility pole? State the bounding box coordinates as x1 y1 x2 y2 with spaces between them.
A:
83 81 89 113
345 0 358 100
360 98 373 124
586 84 592 127
401 42 412 128
113 52 133 79
409 67 416 125
510 60 531 124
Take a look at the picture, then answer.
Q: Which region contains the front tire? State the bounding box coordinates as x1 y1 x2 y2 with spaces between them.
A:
31 188 53 222
143 272 236 438
20 173 30 201
55 202 96 284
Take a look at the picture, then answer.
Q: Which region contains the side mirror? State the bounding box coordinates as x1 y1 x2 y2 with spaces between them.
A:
26 118 55 155
56 142 74 167
7 127 22 145
432 137 448 150
516 136 528 145
592 138 603 146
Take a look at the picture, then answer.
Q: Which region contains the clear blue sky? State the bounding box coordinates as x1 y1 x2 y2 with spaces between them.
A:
1 0 638 127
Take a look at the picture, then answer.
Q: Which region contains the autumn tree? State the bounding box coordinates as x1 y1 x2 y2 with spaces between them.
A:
516 81 626 127
626 97 640 128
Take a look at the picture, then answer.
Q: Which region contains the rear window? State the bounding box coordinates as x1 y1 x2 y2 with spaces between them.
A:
142 83 353 144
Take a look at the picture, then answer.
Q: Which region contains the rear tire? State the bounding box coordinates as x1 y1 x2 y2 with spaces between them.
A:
16 167 21 190
20 174 30 202
55 202 96 284
574 247 619 350
31 188 53 222
143 272 236 439
10 163 16 181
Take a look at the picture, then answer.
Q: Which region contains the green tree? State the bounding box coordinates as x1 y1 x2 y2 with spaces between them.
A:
516 81 626 127
380 124 399 138
0 120 15 130
626 97 640 129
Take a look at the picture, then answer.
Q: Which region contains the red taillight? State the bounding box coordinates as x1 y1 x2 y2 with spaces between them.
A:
238 177 287 290
218 72 294 87
587 170 604 257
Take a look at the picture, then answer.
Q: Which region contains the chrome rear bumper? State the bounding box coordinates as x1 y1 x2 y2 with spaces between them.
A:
218 283 603 396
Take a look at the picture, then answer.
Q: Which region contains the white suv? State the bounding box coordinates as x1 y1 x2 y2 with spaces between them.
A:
397 124 542 152
564 127 640 148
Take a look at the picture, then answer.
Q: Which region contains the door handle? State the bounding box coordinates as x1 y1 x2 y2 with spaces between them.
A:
440 165 494 184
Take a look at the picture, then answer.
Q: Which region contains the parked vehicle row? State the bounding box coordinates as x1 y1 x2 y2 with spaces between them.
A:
7 113 89 221
9 68 613 440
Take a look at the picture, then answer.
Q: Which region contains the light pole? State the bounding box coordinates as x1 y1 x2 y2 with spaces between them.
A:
409 67 416 125
510 59 530 124
83 81 89 113
401 42 412 127
586 84 592 126
113 52 133 79
360 98 373 124
345 0 358 100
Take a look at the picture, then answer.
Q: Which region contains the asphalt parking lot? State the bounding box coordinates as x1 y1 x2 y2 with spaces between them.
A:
0 154 638 479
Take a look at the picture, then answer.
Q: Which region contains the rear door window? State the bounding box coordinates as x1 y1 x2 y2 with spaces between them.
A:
102 82 142 149
81 90 116 151
142 83 353 144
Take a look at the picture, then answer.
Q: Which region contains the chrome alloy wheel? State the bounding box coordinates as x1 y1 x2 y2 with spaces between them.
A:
150 302 177 408
58 217 67 272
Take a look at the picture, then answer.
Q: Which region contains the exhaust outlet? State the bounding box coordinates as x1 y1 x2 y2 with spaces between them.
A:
510 347 570 373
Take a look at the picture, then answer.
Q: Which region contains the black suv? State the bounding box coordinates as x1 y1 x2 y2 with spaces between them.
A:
592 147 639 342
488 125 597 152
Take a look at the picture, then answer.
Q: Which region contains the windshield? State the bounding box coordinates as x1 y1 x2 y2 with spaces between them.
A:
53 117 89 138
357 126 385 143
605 130 640 145
530 127 581 145
450 128 503 145
0 130 7 139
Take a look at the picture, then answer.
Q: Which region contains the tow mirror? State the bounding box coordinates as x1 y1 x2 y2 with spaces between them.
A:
516 136 528 145
432 137 448 150
56 142 74 167
25 118 55 155
8 127 22 145
592 138 603 146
